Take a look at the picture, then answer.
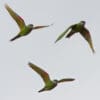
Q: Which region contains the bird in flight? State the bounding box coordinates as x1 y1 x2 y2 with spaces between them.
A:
28 62 75 92
55 21 95 53
5 4 52 41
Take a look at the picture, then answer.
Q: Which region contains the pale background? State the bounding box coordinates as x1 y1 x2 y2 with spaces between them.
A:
0 0 100 100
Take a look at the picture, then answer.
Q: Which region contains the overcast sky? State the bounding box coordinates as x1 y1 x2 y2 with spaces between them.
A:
0 0 100 100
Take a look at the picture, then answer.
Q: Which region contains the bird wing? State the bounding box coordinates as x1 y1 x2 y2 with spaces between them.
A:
28 62 51 84
58 78 75 83
5 4 26 30
55 25 72 43
80 27 95 53
33 23 53 30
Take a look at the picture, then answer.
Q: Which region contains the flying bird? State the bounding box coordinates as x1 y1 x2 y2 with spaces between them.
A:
55 21 95 53
28 62 75 92
5 4 52 41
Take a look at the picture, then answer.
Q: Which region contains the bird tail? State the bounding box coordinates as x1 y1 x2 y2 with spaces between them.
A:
10 34 21 41
38 88 45 93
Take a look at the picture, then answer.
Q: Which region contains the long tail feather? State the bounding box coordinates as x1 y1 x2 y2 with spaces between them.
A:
10 34 21 41
38 88 45 93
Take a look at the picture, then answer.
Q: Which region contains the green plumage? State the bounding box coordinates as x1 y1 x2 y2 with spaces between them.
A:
55 21 95 53
5 4 51 41
28 62 75 92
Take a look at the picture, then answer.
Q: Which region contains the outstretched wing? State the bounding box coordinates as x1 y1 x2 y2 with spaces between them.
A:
28 62 51 84
5 4 26 30
33 23 53 30
55 25 72 43
58 78 75 83
80 27 95 53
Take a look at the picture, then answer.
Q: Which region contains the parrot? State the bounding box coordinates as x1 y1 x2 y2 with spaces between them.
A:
55 21 95 53
5 4 52 41
28 62 75 92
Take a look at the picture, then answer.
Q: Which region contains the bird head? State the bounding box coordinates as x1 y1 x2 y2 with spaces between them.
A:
53 79 58 84
80 21 86 26
28 24 34 29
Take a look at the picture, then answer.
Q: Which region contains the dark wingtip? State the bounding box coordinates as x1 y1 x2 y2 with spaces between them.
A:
70 78 75 81
28 62 31 65
66 78 75 81
54 38 59 43
92 51 95 54
5 3 8 8
54 40 57 43
28 62 33 67
92 48 96 54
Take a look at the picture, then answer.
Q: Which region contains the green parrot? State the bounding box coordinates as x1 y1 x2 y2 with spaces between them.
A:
55 21 95 53
28 62 75 92
5 4 51 41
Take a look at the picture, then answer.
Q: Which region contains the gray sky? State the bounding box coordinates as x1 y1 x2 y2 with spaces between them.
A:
0 0 100 100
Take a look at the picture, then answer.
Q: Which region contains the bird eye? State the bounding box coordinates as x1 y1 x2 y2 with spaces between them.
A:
82 21 85 24
29 24 33 27
31 24 33 26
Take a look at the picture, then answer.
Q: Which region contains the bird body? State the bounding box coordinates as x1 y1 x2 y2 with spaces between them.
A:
38 80 57 92
10 24 33 41
71 23 83 32
19 24 33 36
